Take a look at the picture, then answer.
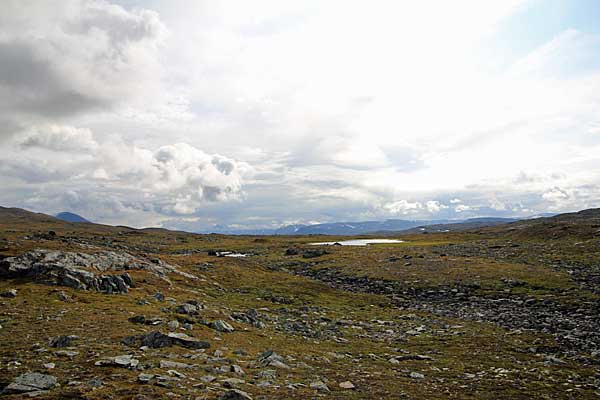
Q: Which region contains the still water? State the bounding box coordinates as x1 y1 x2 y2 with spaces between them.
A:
310 239 404 246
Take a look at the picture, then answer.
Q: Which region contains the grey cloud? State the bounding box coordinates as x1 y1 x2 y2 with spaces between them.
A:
0 0 166 131
65 2 164 46
0 41 107 119
19 125 98 152
3 129 251 218
0 159 67 184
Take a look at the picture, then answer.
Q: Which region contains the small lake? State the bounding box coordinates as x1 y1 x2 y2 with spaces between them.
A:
310 239 405 246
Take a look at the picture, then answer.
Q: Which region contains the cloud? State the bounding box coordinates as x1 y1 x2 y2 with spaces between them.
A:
383 200 423 215
425 200 448 213
542 186 570 202
2 125 252 219
19 125 98 152
455 204 473 213
0 0 167 134
1 1 600 229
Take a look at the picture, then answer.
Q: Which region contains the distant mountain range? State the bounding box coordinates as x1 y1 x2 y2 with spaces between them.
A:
0 206 558 236
2 206 595 238
207 216 539 235
55 212 91 223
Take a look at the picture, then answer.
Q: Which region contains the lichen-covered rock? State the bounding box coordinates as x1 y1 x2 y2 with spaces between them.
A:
256 350 290 369
2 372 58 394
0 249 194 294
95 354 139 368
123 331 210 350
175 303 199 315
230 309 265 329
211 320 235 333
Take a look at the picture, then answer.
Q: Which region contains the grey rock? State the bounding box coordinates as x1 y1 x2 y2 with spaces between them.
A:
222 378 245 389
285 248 300 256
230 365 245 375
302 249 329 258
390 354 432 362
54 350 78 358
167 370 186 379
167 320 180 330
0 289 17 298
2 373 58 394
57 291 72 302
128 315 146 324
95 354 139 368
219 389 253 400
160 360 194 369
0 249 192 294
175 303 199 315
121 272 135 287
49 335 78 348
88 378 103 388
410 372 425 379
211 320 235 333
230 310 265 329
123 331 210 350
214 349 224 357
310 380 330 392
339 381 355 389
255 370 276 379
257 350 290 369
138 373 155 383
200 375 217 383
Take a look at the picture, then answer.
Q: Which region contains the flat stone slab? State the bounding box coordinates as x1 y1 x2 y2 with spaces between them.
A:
2 372 58 394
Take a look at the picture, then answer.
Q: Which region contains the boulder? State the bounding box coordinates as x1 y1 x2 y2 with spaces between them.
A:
49 335 78 348
2 372 58 394
123 331 210 350
339 381 355 389
219 389 253 400
256 350 290 369
222 378 245 389
211 320 235 333
284 248 299 256
310 380 330 392
175 303 199 315
128 315 146 324
95 354 139 368
0 289 17 298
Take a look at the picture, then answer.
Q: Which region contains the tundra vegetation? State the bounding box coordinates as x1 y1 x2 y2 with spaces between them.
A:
1 207 599 399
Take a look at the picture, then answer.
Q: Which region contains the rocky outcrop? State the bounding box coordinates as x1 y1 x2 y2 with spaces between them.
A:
0 249 195 294
123 331 210 350
230 309 265 329
2 373 58 394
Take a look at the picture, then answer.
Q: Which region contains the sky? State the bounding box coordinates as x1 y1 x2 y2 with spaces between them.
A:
1 0 600 231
